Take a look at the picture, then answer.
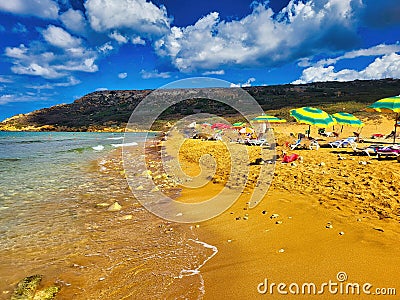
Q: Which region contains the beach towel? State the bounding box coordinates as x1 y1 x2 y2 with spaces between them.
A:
282 153 299 163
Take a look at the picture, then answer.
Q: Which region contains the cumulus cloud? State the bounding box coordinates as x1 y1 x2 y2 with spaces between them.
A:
97 42 114 54
155 1 360 72
0 0 59 19
109 31 128 44
85 0 170 38
60 9 88 35
42 25 82 49
5 42 98 79
293 53 400 84
140 69 171 79
202 70 225 75
118 72 128 79
230 77 255 87
96 87 108 91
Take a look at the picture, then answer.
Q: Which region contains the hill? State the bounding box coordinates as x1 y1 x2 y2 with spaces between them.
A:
1 79 399 131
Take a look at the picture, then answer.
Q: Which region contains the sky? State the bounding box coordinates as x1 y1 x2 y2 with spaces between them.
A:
0 0 400 121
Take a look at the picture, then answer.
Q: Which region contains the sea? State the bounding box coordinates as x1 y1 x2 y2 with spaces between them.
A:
0 132 215 299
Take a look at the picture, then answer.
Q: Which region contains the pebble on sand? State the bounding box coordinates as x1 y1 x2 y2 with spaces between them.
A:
107 202 122 212
270 213 280 219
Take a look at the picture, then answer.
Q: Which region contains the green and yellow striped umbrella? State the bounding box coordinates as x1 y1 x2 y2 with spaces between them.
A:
366 95 400 143
252 115 286 123
366 95 400 113
232 122 246 128
290 107 335 137
332 112 364 129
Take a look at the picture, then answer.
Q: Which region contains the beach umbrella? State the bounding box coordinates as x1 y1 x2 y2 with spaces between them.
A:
252 115 287 123
366 95 400 143
331 112 364 133
211 122 231 129
239 127 254 134
232 122 245 128
290 107 335 137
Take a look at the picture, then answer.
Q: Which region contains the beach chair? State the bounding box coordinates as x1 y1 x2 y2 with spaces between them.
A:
329 136 357 148
375 145 400 160
318 128 337 137
247 138 269 147
350 143 382 157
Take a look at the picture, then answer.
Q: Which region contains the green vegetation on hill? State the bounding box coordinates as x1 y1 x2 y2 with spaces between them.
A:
1 79 399 131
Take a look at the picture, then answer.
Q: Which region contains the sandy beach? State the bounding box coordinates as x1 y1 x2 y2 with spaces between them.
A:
162 115 400 299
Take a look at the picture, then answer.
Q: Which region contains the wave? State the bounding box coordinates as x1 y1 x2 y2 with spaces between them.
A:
92 145 105 151
107 137 124 140
0 158 22 162
111 142 138 148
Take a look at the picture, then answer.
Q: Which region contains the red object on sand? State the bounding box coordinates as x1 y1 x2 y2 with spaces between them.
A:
372 133 384 138
282 153 299 163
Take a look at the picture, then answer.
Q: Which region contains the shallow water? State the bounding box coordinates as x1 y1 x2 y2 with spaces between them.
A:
0 132 210 299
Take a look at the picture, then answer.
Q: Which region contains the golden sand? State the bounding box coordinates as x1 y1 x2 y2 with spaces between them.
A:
164 115 400 299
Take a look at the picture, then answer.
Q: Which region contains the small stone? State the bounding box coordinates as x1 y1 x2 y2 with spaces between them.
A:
243 216 249 220
290 162 297 167
262 210 267 214
227 239 232 243
339 231 345 235
275 221 283 224
195 224 200 228
357 218 362 222
326 224 333 229
278 248 285 253
176 212 183 217
235 217 241 220
359 161 367 165
99 277 105 281
319 162 326 166
107 202 122 212
270 213 279 219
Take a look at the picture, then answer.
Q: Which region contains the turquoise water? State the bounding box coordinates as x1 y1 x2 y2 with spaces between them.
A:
0 131 208 299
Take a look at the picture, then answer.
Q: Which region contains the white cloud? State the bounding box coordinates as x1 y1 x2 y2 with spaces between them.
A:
140 69 170 79
0 0 59 19
11 63 64 79
27 76 81 89
230 77 255 87
118 72 128 79
131 36 145 45
96 87 108 91
42 25 82 49
97 42 114 54
85 0 170 38
293 53 400 84
60 9 88 35
109 31 128 44
0 95 14 105
316 44 400 66
155 1 360 72
5 41 99 79
202 70 225 75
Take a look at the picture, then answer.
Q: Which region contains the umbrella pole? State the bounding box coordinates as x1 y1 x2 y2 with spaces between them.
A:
308 125 311 138
394 113 398 144
340 125 344 133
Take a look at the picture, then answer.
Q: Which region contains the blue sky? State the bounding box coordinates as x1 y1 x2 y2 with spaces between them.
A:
0 0 400 121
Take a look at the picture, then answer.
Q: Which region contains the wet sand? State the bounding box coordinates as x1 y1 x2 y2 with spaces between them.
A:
167 115 400 299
